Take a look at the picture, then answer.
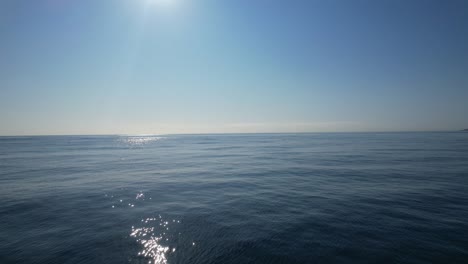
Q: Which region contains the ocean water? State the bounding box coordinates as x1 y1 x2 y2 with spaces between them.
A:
1 133 468 264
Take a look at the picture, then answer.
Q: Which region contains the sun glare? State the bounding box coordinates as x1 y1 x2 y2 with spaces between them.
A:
146 0 176 6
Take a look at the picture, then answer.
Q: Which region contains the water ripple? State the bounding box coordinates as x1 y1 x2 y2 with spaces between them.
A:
130 216 180 264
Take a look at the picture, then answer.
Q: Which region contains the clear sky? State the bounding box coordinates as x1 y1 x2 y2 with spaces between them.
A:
1 0 467 135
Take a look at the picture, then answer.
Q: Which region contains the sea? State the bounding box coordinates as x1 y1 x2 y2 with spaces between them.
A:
1 132 468 264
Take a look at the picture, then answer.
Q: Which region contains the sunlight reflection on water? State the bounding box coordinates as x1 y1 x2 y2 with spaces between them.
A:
121 136 166 146
107 191 178 263
130 216 180 264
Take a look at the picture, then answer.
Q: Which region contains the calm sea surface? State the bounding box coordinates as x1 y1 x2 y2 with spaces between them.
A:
1 133 468 263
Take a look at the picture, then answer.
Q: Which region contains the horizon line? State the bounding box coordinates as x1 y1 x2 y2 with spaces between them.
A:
0 130 464 137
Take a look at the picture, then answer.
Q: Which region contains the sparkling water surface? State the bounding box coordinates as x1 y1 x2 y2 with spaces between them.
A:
1 133 468 263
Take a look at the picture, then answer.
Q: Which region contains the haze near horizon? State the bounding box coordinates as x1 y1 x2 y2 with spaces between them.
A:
1 0 467 135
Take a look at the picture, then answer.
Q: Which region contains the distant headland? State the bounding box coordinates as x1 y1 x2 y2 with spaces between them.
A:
462 129 468 132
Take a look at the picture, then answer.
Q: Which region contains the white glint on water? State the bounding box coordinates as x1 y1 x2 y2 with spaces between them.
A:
121 136 166 146
130 217 182 264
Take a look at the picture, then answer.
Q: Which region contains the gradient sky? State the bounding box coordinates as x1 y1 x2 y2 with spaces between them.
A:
1 0 467 135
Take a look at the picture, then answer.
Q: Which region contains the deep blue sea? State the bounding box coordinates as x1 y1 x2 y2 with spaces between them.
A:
1 133 468 264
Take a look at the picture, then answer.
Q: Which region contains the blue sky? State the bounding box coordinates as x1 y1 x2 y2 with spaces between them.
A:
1 0 467 135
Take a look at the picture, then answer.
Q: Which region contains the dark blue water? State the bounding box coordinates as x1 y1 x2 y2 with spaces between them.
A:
1 133 468 264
